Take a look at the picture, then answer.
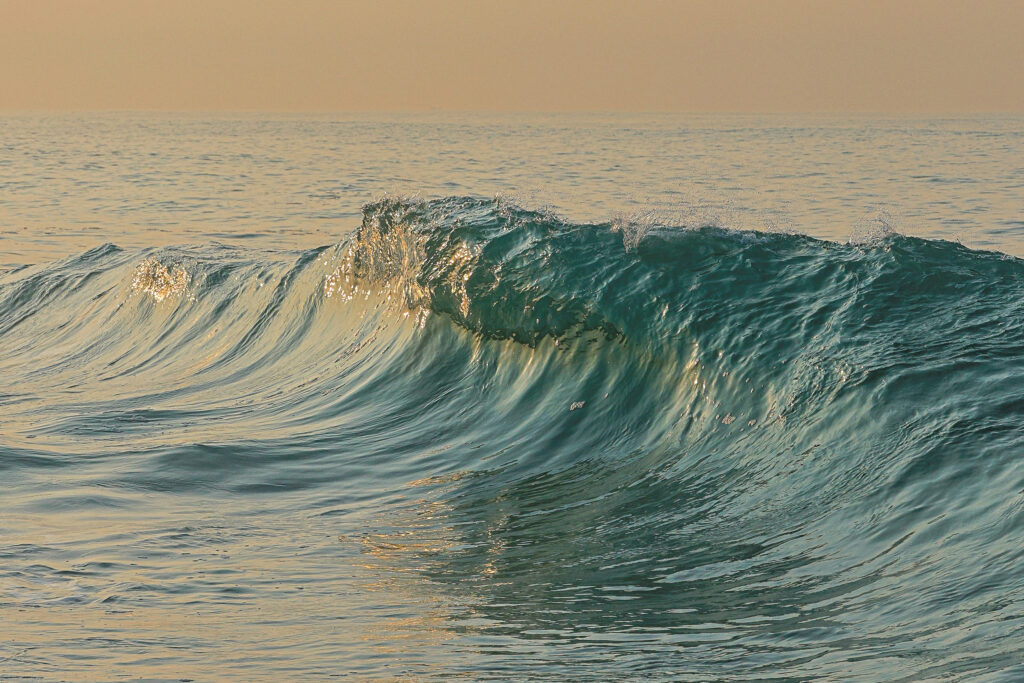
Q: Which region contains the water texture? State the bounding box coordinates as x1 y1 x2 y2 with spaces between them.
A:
2 115 1024 680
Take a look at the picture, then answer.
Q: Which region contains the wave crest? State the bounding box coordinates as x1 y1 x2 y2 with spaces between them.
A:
131 257 191 302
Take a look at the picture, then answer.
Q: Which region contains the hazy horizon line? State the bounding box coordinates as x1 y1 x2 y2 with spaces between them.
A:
4 108 1024 116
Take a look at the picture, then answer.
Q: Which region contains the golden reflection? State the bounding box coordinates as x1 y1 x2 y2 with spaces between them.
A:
349 473 481 655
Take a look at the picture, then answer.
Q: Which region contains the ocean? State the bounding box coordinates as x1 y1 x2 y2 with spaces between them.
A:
2 113 1024 680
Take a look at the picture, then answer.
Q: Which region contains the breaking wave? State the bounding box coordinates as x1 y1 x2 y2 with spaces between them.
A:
4 195 1024 678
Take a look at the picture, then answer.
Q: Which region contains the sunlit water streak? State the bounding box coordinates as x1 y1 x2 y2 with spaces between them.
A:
2 115 1024 680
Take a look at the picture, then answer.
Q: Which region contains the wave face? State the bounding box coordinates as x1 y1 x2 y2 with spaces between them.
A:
4 196 1024 679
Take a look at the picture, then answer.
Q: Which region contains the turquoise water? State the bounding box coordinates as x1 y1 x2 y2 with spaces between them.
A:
3 114 1024 680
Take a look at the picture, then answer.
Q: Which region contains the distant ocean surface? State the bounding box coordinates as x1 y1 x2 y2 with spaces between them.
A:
3 113 1024 680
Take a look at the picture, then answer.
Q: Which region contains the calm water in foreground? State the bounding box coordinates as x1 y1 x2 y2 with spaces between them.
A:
3 114 1024 680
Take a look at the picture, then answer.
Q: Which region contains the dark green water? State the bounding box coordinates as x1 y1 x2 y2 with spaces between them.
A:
3 115 1024 680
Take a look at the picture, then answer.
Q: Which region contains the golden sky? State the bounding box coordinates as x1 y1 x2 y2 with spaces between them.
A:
2 0 1023 112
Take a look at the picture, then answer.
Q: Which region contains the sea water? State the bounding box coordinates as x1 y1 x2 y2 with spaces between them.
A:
2 113 1024 680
